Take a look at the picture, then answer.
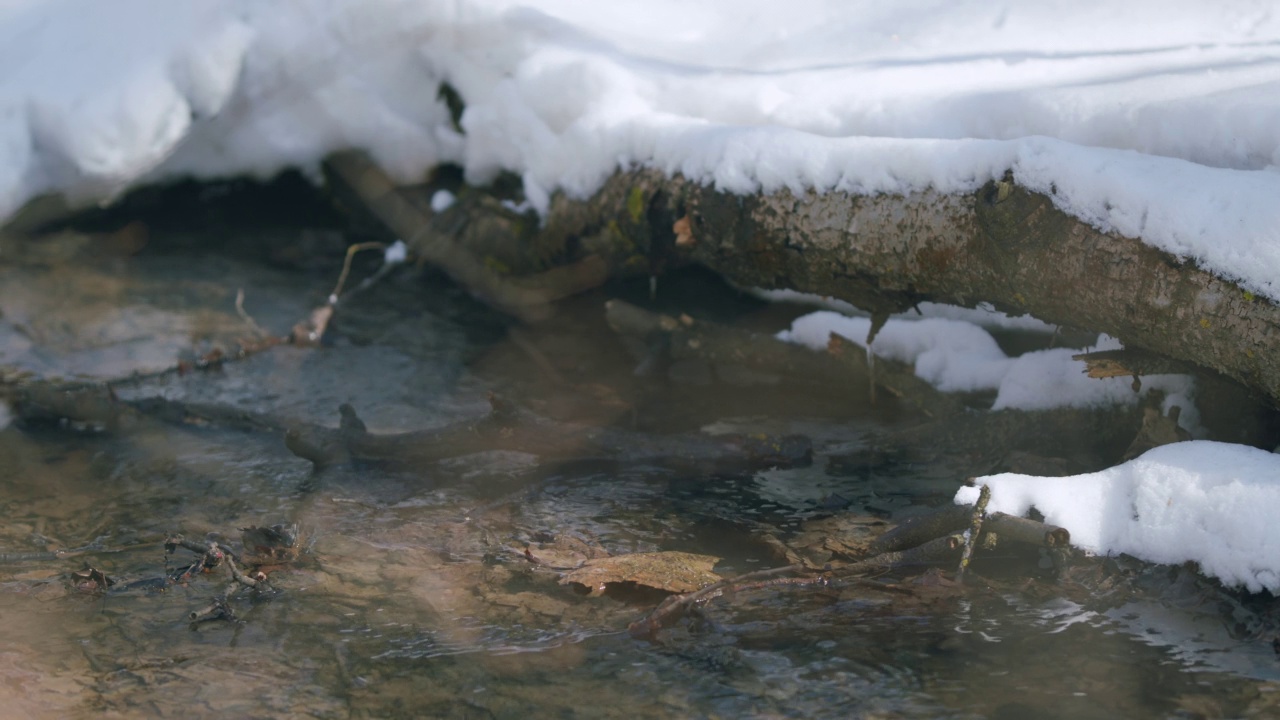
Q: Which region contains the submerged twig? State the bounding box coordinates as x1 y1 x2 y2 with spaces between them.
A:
628 527 978 639
167 532 276 625
629 563 805 639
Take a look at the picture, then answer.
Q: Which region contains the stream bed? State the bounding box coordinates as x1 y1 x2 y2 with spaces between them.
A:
2 192 1280 719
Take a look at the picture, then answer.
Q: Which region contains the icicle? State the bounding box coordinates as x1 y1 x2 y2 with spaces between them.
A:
867 343 877 405
865 310 888 405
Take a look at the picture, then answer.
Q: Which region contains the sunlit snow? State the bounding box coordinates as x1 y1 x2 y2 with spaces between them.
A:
957 442 1280 593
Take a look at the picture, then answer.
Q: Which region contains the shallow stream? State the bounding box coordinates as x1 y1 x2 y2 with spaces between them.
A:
2 195 1279 718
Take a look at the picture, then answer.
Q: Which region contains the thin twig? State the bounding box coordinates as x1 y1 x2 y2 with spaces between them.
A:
330 242 388 302
628 563 805 638
956 485 991 581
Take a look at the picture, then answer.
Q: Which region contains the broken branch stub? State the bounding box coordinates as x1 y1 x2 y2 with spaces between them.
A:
983 513 1071 548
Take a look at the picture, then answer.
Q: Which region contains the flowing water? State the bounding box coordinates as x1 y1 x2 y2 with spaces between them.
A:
2 189 1279 718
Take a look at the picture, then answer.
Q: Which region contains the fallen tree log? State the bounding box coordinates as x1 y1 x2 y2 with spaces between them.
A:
610 171 1280 411
324 153 1280 416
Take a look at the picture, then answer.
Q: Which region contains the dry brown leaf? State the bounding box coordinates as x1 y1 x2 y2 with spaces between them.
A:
560 551 721 596
789 514 890 565
673 215 695 247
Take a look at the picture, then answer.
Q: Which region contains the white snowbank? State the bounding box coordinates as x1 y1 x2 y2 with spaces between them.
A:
5 1 1280 302
0 1 457 214
777 310 1199 425
957 441 1280 593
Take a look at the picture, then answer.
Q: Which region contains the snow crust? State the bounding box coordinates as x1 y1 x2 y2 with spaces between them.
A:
957 442 1280 593
4 1 1280 301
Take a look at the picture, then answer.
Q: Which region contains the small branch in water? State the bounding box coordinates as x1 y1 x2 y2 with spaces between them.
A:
190 595 234 623
628 563 806 639
957 485 991 581
628 529 975 639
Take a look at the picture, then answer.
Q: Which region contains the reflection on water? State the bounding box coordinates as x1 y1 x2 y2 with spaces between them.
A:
1 216 1279 718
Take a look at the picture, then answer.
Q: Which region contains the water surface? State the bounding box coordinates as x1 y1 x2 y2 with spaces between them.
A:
1 210 1277 719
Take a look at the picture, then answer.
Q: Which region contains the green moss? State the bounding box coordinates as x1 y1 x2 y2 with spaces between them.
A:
607 219 637 252
483 256 511 275
627 187 645 224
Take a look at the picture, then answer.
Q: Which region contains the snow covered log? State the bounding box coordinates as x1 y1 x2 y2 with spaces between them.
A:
533 169 1280 408
322 152 1280 408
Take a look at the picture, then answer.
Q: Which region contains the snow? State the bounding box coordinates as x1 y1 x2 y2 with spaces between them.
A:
3 1 1280 588
777 310 1200 429
430 190 456 212
956 441 1280 593
4 1 1280 300
383 239 408 264
750 289 1058 333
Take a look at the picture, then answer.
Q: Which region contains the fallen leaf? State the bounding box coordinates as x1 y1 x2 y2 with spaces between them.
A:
788 514 889 565
69 565 114 593
673 215 695 247
560 551 721 596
